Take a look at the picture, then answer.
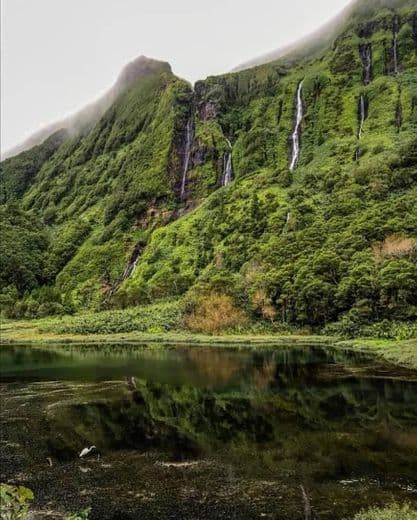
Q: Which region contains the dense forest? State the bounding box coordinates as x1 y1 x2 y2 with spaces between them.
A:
1 0 417 338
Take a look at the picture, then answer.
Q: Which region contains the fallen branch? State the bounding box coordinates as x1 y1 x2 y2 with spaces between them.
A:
300 484 312 520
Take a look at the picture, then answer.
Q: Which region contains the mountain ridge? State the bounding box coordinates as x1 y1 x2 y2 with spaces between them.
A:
234 0 417 71
4 0 415 160
1 0 416 334
2 56 172 160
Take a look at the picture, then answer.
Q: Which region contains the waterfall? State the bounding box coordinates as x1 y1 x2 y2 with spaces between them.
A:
358 94 366 139
359 44 372 85
121 251 140 281
109 244 142 296
180 118 193 199
355 94 367 161
222 139 233 186
289 80 304 171
393 16 400 75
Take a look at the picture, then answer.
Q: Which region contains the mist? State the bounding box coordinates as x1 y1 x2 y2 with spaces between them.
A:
1 0 353 155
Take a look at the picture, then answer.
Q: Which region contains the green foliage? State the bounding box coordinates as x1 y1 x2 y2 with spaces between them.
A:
44 218 92 280
0 6 416 330
0 204 49 294
0 130 66 203
41 300 182 335
351 503 417 520
0 483 33 520
324 318 417 339
65 508 91 520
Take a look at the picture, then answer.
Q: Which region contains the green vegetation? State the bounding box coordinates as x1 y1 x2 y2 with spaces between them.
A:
1 307 416 368
38 300 182 335
351 503 417 520
65 509 91 520
0 1 416 341
0 484 33 520
0 483 91 520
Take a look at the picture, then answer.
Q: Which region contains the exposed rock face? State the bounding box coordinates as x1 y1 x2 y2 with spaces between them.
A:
198 100 218 121
359 43 373 84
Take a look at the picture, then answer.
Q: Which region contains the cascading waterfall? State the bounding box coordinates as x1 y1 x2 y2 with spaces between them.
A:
121 251 140 281
393 16 400 75
355 94 367 161
358 94 366 140
359 44 372 85
109 245 142 296
289 80 304 171
356 43 372 161
222 138 233 186
180 118 193 199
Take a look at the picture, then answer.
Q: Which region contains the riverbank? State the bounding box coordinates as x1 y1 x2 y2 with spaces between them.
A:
1 319 416 370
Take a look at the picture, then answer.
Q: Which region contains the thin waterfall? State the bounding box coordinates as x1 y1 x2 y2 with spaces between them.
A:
393 16 400 75
358 94 366 139
359 44 372 85
222 138 233 186
355 94 367 161
109 245 142 296
180 118 193 199
289 80 304 171
121 251 140 281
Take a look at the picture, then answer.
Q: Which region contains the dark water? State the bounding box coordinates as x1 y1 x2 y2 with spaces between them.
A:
1 343 417 519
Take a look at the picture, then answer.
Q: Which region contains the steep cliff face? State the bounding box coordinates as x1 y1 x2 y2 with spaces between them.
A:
118 0 417 325
1 57 195 306
1 1 416 326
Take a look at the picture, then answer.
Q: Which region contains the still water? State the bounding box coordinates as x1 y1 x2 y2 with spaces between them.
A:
1 343 417 519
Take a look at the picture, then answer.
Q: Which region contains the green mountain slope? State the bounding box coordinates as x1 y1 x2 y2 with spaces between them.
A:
235 0 417 70
1 0 416 331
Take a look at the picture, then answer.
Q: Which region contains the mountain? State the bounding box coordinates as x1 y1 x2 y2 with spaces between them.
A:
1 56 173 160
1 0 416 333
234 0 417 70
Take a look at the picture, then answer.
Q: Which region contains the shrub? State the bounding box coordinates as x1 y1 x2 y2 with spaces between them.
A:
184 291 248 334
351 503 417 520
65 508 91 520
0 484 33 520
324 319 417 340
41 300 182 335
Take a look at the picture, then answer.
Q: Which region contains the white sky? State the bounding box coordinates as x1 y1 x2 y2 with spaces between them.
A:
1 0 353 153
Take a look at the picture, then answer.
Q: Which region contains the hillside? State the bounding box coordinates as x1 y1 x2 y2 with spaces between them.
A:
235 0 417 70
1 0 417 336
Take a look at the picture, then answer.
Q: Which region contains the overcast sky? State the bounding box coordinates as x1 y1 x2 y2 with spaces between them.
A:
1 0 353 153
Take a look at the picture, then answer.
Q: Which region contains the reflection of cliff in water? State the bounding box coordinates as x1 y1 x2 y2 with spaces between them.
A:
41 369 417 484
1 344 417 519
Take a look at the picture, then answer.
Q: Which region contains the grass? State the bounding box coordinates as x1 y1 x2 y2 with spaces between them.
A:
1 309 416 370
339 338 417 369
351 502 417 520
0 318 331 346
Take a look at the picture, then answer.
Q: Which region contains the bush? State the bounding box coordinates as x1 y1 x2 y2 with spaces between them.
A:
361 320 417 340
184 291 248 334
324 319 417 340
351 503 417 520
0 484 33 520
65 508 91 520
41 300 182 335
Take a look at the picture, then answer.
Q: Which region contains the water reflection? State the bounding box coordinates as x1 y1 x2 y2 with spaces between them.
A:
1 344 417 519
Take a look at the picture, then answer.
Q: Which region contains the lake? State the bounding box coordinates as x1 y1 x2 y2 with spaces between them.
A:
1 343 417 519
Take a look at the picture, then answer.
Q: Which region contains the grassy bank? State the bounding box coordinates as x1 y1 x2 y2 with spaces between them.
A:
0 318 330 346
1 314 416 370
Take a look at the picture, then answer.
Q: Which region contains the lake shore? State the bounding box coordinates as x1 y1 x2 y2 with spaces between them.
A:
1 319 416 370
